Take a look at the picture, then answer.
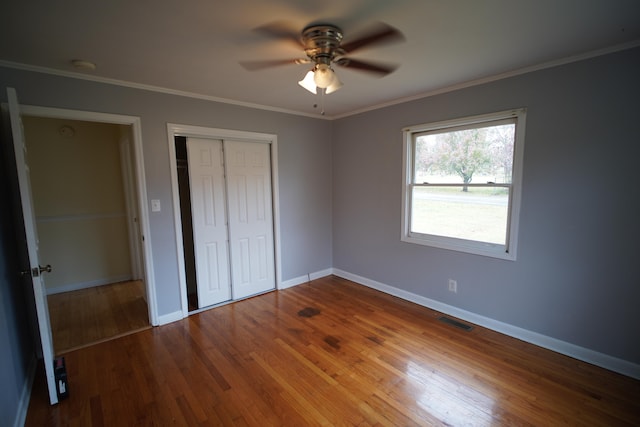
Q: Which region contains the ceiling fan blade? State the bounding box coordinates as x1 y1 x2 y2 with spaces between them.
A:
340 22 404 54
335 58 397 75
240 58 309 71
253 22 303 48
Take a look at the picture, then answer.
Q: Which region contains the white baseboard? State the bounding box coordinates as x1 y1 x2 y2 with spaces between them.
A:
279 274 309 289
279 268 333 290
14 355 37 427
156 310 185 326
46 275 133 295
332 268 640 380
309 268 333 281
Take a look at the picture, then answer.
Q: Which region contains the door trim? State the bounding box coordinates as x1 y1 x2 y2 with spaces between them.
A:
167 123 282 317
19 104 158 325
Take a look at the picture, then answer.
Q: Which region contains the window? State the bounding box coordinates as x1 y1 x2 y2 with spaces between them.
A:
401 109 526 260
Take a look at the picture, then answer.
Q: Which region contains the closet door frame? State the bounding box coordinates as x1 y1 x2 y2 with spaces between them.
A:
167 124 281 317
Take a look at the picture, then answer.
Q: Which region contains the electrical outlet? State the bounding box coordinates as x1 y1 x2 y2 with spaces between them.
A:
448 279 457 293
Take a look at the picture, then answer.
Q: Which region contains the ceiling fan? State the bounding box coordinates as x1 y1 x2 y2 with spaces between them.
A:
241 22 404 95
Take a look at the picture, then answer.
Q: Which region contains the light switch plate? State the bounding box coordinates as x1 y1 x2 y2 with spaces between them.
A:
151 199 161 212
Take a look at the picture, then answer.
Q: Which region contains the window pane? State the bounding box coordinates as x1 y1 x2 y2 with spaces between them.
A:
410 186 509 244
402 109 525 259
414 123 515 185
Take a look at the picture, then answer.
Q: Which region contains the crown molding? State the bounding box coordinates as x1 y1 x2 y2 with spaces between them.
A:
331 39 640 119
0 59 329 120
1 39 638 121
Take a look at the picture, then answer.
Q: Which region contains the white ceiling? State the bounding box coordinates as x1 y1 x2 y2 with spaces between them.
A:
1 0 639 118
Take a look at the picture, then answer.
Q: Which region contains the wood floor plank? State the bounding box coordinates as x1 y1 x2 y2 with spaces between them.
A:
27 275 640 426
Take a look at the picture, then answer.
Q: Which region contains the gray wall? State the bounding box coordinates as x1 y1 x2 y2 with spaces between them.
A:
0 114 37 427
332 47 640 364
0 67 334 318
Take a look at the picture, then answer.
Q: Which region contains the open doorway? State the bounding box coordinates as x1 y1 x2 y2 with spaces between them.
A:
22 115 150 353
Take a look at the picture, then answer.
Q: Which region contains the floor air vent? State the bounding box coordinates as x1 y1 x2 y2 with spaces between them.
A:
438 316 473 331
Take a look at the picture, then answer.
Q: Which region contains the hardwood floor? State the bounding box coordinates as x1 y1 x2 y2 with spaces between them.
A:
47 280 150 354
27 276 639 426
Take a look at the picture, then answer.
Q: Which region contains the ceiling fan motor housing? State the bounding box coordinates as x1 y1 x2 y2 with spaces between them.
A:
302 25 344 65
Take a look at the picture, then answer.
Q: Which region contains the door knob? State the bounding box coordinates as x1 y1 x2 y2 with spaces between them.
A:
21 264 52 277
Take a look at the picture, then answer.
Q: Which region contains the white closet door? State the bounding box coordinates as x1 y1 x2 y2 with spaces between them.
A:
224 140 275 299
187 138 231 307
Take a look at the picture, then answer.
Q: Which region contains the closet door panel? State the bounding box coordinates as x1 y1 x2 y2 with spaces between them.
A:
225 140 275 298
187 138 231 307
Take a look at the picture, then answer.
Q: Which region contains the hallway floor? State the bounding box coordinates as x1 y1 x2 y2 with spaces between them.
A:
48 280 150 354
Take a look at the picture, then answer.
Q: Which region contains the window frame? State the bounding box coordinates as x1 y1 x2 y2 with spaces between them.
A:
401 108 526 260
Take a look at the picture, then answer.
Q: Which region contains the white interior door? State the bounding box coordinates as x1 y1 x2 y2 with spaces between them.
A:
186 138 231 307
7 87 58 404
224 140 275 299
119 133 143 282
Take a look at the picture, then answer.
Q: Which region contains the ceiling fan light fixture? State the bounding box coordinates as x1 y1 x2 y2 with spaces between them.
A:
298 70 317 94
313 63 336 89
326 77 343 94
